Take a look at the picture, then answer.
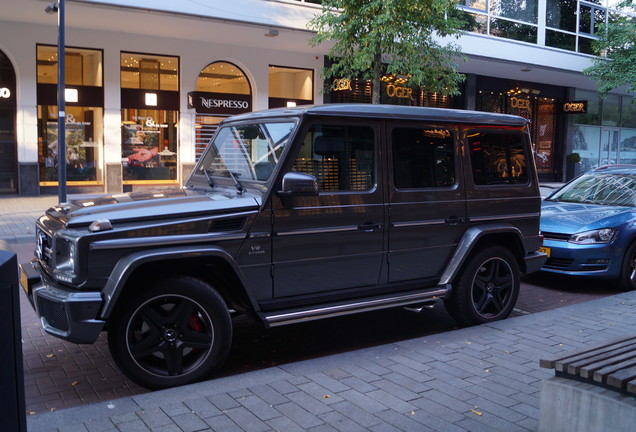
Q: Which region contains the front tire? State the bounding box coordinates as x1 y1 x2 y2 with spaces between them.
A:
616 242 636 291
108 276 232 389
445 246 520 326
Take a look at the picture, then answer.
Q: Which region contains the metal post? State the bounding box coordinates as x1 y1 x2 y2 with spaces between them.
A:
57 0 66 204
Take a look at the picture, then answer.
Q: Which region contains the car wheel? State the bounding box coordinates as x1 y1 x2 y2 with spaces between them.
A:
108 276 232 389
445 246 520 326
616 242 636 291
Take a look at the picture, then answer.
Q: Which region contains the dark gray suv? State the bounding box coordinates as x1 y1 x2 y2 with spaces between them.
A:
21 104 546 389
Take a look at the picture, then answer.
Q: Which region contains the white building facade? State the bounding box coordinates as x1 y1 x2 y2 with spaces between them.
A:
0 0 633 195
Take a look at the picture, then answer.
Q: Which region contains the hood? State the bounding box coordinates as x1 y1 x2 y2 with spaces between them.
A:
46 188 261 228
540 200 636 234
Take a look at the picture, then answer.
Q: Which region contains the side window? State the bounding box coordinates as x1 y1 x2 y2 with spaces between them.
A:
392 127 455 189
293 124 374 192
467 129 528 185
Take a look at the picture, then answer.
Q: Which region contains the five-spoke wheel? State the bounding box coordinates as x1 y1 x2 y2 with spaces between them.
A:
446 246 520 326
108 276 232 389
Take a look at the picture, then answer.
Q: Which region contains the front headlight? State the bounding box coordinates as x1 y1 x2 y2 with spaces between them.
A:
53 237 76 282
569 228 617 244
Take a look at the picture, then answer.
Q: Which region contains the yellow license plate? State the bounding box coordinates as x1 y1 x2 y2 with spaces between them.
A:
20 267 29 295
539 246 551 258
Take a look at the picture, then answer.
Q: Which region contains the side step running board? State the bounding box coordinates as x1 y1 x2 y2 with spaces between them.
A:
261 284 451 327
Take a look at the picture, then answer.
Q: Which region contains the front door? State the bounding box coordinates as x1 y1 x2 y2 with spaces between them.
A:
0 49 17 194
271 120 384 299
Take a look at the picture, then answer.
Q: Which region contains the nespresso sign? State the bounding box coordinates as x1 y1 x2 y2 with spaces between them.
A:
188 91 251 114
562 101 587 114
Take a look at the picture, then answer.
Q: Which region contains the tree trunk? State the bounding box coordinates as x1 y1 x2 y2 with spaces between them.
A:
372 51 382 104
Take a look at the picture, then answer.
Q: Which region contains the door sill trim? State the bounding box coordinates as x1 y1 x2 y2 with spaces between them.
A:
261 284 450 327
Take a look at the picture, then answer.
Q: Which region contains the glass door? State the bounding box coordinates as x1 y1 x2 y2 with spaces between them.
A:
601 128 620 166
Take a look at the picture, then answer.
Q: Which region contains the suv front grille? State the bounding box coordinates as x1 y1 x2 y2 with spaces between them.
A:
35 229 54 267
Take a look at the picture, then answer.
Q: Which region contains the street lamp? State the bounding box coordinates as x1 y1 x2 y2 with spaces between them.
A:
46 0 66 204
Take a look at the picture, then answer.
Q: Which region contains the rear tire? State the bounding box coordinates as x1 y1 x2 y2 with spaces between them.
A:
108 276 232 389
445 246 520 326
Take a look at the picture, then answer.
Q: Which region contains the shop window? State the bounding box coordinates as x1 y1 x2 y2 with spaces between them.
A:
121 53 178 91
38 106 103 183
573 125 601 172
192 62 252 160
294 124 374 192
619 129 636 165
602 94 621 127
37 45 103 87
121 52 179 184
196 62 250 94
392 127 455 189
268 66 313 108
36 45 104 184
468 130 528 185
574 90 601 125
622 97 636 129
122 109 178 182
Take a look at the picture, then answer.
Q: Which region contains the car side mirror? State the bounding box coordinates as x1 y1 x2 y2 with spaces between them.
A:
277 172 319 197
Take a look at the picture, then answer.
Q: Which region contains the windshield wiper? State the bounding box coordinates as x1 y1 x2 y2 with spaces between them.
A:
226 170 244 194
202 168 215 189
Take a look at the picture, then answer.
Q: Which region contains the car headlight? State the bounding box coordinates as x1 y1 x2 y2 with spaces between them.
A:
569 228 617 244
53 237 76 277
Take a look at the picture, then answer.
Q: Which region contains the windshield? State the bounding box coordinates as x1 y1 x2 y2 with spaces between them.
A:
548 173 636 207
197 120 295 183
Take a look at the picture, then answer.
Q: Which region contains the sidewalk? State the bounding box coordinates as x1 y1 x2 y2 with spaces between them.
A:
26 290 636 432
0 195 58 243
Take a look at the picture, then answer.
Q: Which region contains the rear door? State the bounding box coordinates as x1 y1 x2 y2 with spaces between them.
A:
387 122 467 283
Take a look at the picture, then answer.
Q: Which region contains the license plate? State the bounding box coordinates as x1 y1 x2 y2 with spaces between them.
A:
20 267 29 295
539 246 551 258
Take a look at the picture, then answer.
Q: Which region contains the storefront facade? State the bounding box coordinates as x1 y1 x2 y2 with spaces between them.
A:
0 0 633 194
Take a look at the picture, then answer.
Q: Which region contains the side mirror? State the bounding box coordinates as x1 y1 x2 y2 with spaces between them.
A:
277 172 319 197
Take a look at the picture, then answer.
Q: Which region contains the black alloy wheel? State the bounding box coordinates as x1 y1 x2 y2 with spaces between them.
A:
445 246 520 326
108 276 232 389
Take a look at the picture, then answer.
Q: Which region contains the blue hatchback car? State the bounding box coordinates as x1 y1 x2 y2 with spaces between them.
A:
540 165 636 291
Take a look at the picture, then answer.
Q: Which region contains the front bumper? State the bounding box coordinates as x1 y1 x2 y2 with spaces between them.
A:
540 239 620 278
20 260 105 344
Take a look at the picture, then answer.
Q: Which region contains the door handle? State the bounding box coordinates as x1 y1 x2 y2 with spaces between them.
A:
444 217 464 226
358 223 382 232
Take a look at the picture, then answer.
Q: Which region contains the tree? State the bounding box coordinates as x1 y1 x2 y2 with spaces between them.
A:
308 0 466 104
584 1 636 98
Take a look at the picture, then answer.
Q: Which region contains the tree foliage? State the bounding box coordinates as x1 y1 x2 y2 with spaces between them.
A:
584 1 636 98
308 0 467 104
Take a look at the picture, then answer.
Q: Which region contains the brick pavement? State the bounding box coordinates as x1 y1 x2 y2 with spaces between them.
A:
25 290 636 432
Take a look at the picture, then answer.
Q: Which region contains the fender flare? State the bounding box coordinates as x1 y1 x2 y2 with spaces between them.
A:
99 245 257 318
439 223 527 286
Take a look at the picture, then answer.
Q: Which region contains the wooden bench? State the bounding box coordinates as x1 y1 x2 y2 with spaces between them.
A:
540 335 636 396
538 335 636 432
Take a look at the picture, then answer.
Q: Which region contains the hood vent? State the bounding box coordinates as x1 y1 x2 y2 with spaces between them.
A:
208 217 245 233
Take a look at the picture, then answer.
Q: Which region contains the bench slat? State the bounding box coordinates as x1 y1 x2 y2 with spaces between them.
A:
567 343 636 375
592 357 636 383
540 335 636 369
606 366 636 389
555 340 636 373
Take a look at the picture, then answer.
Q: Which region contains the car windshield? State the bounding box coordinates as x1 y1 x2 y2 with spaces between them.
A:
196 120 295 184
548 172 636 207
